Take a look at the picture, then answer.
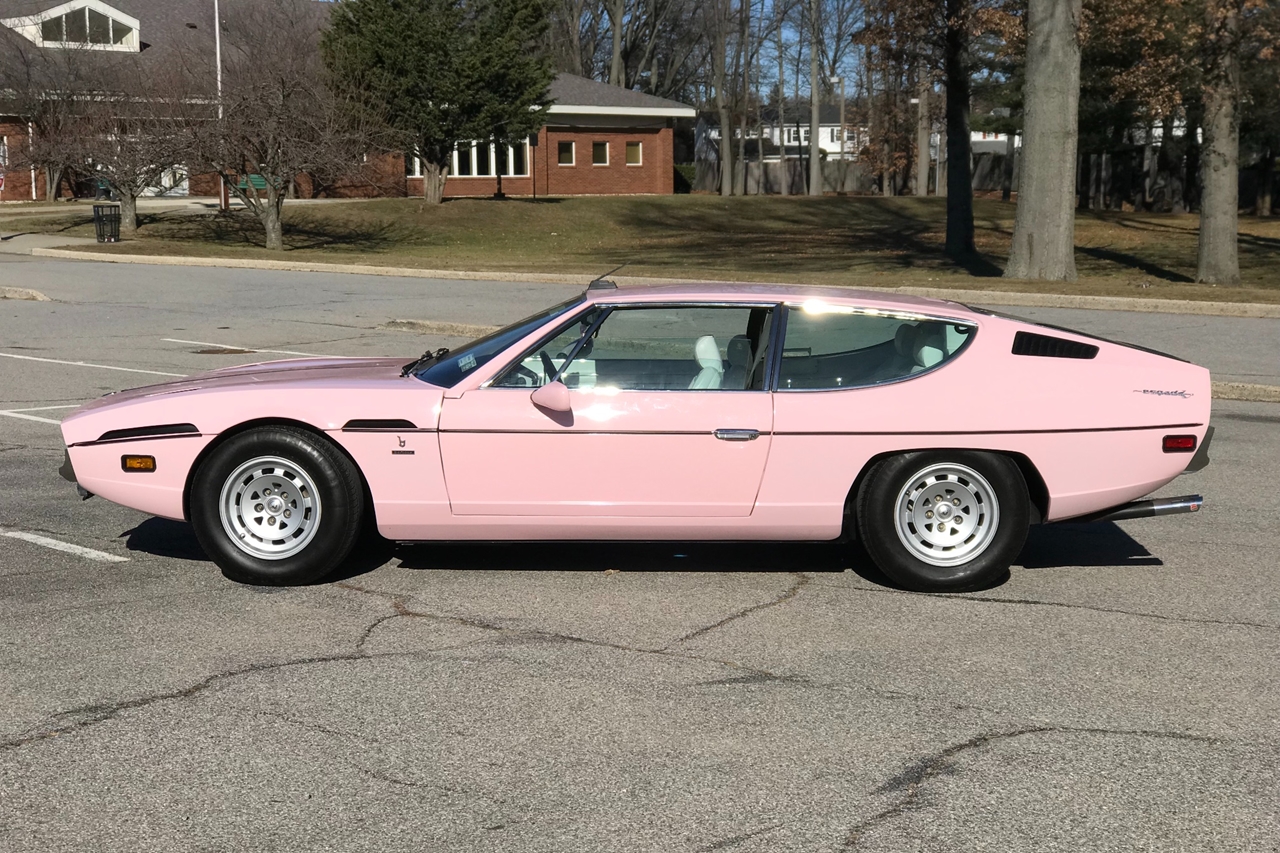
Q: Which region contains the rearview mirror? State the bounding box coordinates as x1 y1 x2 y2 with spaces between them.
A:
530 380 572 413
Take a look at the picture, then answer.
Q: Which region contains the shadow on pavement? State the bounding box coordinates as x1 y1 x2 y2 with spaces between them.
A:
1016 522 1161 569
119 518 1163 586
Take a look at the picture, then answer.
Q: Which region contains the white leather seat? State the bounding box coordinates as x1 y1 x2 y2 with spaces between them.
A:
688 335 724 389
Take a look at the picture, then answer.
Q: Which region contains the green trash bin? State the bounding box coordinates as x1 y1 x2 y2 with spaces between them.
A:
93 204 121 243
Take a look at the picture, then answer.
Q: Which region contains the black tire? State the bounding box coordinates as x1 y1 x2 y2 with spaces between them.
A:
856 451 1029 592
190 426 365 585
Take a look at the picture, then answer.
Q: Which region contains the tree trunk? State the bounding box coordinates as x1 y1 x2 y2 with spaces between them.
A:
262 194 284 252
1002 131 1016 202
118 192 138 236
607 0 625 86
938 128 947 197
807 0 822 196
422 161 447 205
1259 145 1274 216
1005 0 1081 282
944 0 975 258
44 166 64 201
915 78 930 197
1197 0 1241 285
776 35 787 195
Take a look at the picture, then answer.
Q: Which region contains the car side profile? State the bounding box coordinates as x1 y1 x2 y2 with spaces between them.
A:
59 283 1211 591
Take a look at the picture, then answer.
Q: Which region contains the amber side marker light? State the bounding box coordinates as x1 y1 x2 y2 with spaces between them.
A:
1162 435 1197 453
121 455 157 472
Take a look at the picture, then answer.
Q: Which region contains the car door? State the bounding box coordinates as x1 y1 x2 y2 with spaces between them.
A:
437 303 778 517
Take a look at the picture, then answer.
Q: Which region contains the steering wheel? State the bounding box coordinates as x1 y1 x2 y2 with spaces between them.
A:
510 364 540 386
539 351 558 382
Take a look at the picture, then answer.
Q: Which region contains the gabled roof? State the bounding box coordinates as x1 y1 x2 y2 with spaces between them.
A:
547 73 695 118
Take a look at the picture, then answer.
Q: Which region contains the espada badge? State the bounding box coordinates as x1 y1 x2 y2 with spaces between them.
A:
1135 389 1192 398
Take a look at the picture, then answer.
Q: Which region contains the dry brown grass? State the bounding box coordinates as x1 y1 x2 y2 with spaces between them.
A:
6 195 1279 301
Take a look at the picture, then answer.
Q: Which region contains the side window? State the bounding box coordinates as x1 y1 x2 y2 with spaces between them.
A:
497 305 774 392
778 305 973 390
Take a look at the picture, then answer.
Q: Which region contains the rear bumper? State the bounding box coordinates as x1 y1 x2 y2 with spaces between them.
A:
1061 494 1203 525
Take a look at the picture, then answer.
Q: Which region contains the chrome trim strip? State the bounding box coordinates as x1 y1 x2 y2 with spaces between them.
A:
775 423 1203 436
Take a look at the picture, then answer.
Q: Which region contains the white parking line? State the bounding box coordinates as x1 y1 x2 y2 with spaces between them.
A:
7 405 80 412
0 410 62 425
0 352 186 377
162 338 329 357
3 531 129 563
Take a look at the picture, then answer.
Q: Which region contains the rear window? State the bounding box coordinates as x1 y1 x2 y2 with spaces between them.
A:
778 303 974 390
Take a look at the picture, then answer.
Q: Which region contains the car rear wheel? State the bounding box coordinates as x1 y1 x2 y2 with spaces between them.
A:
190 426 364 585
856 451 1029 592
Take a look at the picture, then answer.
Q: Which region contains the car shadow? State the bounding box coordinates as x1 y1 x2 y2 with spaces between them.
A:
1016 522 1162 569
120 518 1162 588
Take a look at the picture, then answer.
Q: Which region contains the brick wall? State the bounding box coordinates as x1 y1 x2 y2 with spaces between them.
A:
0 119 38 202
539 126 673 196
408 124 675 199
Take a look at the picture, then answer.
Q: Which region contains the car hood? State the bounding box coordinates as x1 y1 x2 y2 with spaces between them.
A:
71 357 411 414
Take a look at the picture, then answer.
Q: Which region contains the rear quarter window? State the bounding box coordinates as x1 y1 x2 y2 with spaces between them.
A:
778 307 974 390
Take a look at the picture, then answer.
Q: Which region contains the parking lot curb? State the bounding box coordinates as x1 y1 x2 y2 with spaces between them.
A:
28 246 1280 319
1212 382 1280 404
0 286 51 301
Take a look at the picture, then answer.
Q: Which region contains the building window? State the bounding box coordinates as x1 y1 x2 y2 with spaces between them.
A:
37 6 136 50
625 141 642 166
592 141 608 166
509 141 528 176
558 141 574 166
454 144 473 176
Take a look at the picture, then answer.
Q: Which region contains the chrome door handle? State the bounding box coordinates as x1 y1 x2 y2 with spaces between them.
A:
714 429 760 441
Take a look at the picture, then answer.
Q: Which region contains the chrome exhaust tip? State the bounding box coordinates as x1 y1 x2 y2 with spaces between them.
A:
1066 495 1203 524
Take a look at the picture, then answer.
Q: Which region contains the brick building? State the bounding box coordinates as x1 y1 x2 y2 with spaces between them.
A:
407 73 695 199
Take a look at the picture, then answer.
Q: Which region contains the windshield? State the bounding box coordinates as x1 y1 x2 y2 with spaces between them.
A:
414 297 584 387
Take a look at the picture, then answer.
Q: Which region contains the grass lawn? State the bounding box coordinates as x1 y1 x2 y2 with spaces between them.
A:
5 194 1279 302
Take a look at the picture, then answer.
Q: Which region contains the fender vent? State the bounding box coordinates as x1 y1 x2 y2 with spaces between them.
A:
1012 332 1099 360
342 419 418 430
97 423 199 442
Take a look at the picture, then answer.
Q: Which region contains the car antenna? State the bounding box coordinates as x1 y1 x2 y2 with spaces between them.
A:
587 263 627 291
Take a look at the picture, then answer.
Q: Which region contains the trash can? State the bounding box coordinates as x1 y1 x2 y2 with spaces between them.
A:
92 204 121 243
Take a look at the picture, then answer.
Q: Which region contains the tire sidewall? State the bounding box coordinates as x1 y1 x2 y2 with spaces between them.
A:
858 450 1029 592
191 428 363 585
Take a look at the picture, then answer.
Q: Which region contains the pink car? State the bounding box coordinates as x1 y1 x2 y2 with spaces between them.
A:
58 282 1211 592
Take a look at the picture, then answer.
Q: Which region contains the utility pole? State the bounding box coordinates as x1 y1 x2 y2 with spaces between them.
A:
214 0 228 211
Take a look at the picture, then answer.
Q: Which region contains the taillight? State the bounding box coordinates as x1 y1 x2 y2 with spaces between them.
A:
1163 435 1197 453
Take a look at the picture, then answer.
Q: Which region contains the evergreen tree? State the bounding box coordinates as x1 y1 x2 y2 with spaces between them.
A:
324 0 552 203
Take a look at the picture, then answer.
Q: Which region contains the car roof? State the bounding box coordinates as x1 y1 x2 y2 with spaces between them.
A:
581 282 980 319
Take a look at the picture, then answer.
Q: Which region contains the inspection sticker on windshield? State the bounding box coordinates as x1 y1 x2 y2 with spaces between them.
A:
459 353 477 372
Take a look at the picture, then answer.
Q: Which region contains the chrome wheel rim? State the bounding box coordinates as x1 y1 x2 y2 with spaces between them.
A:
218 456 321 560
893 463 999 567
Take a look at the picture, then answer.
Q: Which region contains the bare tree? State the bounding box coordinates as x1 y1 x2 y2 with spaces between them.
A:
188 0 375 249
1005 0 1083 281
0 28 97 200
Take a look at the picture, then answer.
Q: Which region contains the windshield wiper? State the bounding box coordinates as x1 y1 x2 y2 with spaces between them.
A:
401 348 450 377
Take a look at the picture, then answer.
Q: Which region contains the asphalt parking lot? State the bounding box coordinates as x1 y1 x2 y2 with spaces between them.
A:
2 256 1278 852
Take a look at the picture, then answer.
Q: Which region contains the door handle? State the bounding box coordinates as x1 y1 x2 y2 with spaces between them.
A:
714 429 760 441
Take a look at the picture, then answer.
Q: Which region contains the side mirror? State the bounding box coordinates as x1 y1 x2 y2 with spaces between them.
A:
530 380 572 413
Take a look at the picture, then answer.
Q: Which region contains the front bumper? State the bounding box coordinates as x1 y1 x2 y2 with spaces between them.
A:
58 449 93 500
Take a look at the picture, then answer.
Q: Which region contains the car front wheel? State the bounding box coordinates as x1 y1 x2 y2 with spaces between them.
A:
856 451 1029 592
190 426 365 585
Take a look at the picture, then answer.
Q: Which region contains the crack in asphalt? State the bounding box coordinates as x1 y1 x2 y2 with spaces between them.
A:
0 651 384 753
697 823 785 852
841 725 1221 849
672 573 811 645
335 581 783 680
810 579 1278 631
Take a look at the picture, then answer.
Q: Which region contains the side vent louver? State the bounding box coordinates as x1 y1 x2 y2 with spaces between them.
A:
1012 331 1099 360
